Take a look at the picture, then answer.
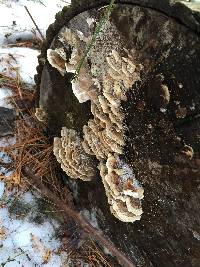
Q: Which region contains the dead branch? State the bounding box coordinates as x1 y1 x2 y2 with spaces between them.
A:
23 167 136 267
24 6 45 42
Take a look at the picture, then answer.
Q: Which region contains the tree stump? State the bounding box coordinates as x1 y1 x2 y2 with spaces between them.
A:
35 1 200 266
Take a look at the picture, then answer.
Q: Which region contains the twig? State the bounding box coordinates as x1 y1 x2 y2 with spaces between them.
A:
61 0 71 3
24 6 45 42
23 167 136 267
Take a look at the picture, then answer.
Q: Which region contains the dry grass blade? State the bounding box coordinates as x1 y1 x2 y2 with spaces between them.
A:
67 238 113 267
83 239 113 267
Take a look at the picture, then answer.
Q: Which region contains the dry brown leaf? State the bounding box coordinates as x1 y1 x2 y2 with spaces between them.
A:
42 249 52 264
0 226 7 240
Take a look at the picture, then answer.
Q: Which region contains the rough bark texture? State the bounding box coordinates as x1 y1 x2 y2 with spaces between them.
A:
35 1 200 266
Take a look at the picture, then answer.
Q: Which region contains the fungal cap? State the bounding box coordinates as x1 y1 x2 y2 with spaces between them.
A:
53 128 95 181
47 49 66 75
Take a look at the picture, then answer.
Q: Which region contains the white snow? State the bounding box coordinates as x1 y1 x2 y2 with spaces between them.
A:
0 87 13 108
0 47 39 84
0 0 71 83
0 151 12 176
21 191 35 203
0 136 16 147
0 192 69 266
0 181 5 198
0 0 70 46
0 151 11 164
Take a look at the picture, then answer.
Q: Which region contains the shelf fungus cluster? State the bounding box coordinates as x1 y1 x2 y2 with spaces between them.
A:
99 155 144 222
47 26 144 222
53 128 95 181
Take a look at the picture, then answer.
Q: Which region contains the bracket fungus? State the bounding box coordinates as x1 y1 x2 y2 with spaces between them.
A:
47 48 66 76
99 154 143 223
53 128 95 181
47 26 144 223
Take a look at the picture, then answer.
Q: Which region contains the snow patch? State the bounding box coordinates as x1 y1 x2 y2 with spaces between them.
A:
0 136 16 147
0 193 68 266
0 47 39 84
21 191 35 204
0 181 5 199
0 0 70 45
0 87 13 108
